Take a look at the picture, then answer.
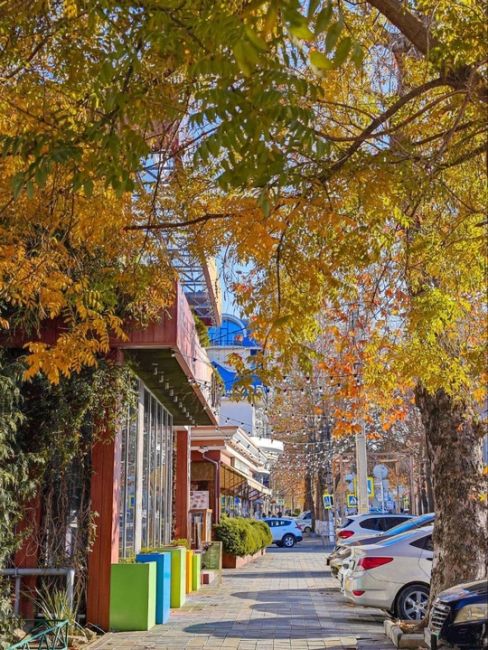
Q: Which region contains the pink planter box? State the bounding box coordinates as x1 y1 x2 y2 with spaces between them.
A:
222 548 266 569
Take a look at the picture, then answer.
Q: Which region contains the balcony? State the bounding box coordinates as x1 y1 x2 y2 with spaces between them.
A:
118 284 219 426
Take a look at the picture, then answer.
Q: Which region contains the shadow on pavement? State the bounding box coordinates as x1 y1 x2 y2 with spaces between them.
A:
224 570 333 580
183 587 385 641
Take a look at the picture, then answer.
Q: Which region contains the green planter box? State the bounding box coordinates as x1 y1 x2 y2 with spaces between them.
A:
109 562 156 631
159 546 186 608
192 552 202 591
201 541 223 571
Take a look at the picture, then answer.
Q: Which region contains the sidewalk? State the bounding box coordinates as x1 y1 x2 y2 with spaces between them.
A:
91 538 394 650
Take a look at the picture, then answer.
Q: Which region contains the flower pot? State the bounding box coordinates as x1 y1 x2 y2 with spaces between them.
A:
192 552 202 591
185 549 194 593
136 552 171 624
109 562 156 631
158 546 186 608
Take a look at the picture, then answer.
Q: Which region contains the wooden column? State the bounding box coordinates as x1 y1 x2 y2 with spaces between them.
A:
173 428 191 540
86 426 121 631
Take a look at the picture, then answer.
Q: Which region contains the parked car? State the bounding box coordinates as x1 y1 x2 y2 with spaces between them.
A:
342 526 433 620
328 513 435 578
295 511 312 533
425 579 488 649
263 518 303 548
336 513 413 544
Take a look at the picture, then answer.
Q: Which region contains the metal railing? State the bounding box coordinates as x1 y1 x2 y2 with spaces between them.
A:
8 619 68 650
0 568 75 616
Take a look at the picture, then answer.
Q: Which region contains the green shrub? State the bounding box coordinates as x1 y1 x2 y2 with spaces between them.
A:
214 517 272 557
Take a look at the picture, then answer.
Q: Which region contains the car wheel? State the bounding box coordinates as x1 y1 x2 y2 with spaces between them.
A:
304 526 312 533
395 584 429 621
282 534 296 548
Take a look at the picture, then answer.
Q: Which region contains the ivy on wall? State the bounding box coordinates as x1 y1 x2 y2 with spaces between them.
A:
0 350 136 635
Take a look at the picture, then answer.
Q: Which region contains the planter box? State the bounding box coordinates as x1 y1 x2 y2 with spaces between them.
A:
136 552 171 624
192 552 202 591
201 541 223 570
109 562 156 631
222 549 265 569
159 546 186 608
185 549 194 593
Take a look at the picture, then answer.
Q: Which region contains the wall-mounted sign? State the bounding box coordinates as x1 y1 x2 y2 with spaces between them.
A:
190 490 209 510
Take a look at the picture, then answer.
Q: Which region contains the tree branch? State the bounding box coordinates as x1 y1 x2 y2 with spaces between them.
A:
125 212 237 230
321 77 446 179
366 0 438 56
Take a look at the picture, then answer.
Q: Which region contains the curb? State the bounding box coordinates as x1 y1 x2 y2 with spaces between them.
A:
384 619 427 648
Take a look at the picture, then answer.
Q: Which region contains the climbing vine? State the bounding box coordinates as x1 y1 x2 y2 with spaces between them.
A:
0 350 136 633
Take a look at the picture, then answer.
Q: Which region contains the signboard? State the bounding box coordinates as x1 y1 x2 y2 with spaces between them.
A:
322 493 334 509
347 494 358 507
190 490 209 510
353 476 375 497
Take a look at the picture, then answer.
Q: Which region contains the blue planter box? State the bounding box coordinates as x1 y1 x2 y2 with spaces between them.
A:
136 552 171 624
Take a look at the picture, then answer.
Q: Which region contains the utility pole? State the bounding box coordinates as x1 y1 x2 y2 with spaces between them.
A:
355 423 369 514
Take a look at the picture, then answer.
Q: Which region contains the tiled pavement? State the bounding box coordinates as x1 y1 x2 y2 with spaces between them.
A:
91 538 394 650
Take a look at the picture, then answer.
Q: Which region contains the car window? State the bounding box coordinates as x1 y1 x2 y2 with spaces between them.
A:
379 530 421 546
340 518 355 528
410 534 433 551
380 516 409 530
264 520 277 527
359 517 382 531
280 520 291 526
383 515 431 537
385 517 408 528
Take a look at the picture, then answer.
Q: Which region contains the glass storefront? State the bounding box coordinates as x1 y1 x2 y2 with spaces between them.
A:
119 381 173 558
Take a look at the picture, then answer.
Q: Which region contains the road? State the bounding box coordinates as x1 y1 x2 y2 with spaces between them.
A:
92 537 394 649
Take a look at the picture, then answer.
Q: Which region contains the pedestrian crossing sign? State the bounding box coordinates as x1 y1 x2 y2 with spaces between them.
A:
347 494 358 507
322 493 334 509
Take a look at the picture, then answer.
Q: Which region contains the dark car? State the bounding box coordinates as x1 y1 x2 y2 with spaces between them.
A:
426 579 488 649
327 512 435 576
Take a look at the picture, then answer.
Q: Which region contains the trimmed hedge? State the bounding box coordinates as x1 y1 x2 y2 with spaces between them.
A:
214 517 272 557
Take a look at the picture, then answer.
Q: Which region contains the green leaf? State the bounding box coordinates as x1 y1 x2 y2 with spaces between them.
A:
310 50 334 70
307 0 320 18
326 20 343 51
351 42 364 68
233 41 252 76
83 178 94 197
245 26 267 52
11 172 25 199
315 3 333 34
289 24 315 41
333 36 352 66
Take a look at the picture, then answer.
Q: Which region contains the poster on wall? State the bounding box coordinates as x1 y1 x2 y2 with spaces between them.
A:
190 490 209 510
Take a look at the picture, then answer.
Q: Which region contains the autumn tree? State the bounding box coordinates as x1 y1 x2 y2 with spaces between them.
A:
1 0 486 607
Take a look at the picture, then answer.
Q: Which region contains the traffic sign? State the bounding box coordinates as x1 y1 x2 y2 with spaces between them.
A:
347 494 358 507
353 476 375 497
322 493 334 509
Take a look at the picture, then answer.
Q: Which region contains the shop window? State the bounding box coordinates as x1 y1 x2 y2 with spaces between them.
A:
120 383 173 557
119 389 138 559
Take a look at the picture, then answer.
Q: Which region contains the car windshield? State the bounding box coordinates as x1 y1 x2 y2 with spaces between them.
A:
382 514 434 537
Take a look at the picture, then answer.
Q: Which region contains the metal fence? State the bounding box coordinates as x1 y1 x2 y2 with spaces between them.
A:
8 619 68 650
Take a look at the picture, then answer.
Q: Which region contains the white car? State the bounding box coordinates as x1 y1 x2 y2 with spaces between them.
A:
294 511 312 533
343 526 433 621
263 518 303 548
336 513 412 544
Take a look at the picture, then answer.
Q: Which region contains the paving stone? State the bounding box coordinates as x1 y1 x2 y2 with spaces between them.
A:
90 539 394 649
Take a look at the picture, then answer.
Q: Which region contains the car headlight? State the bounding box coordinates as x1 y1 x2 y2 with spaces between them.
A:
454 602 488 623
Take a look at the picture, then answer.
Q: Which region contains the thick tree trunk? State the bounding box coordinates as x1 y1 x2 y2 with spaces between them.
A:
415 386 487 603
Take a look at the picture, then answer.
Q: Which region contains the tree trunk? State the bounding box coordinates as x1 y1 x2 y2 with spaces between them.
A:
415 385 487 602
304 470 315 515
